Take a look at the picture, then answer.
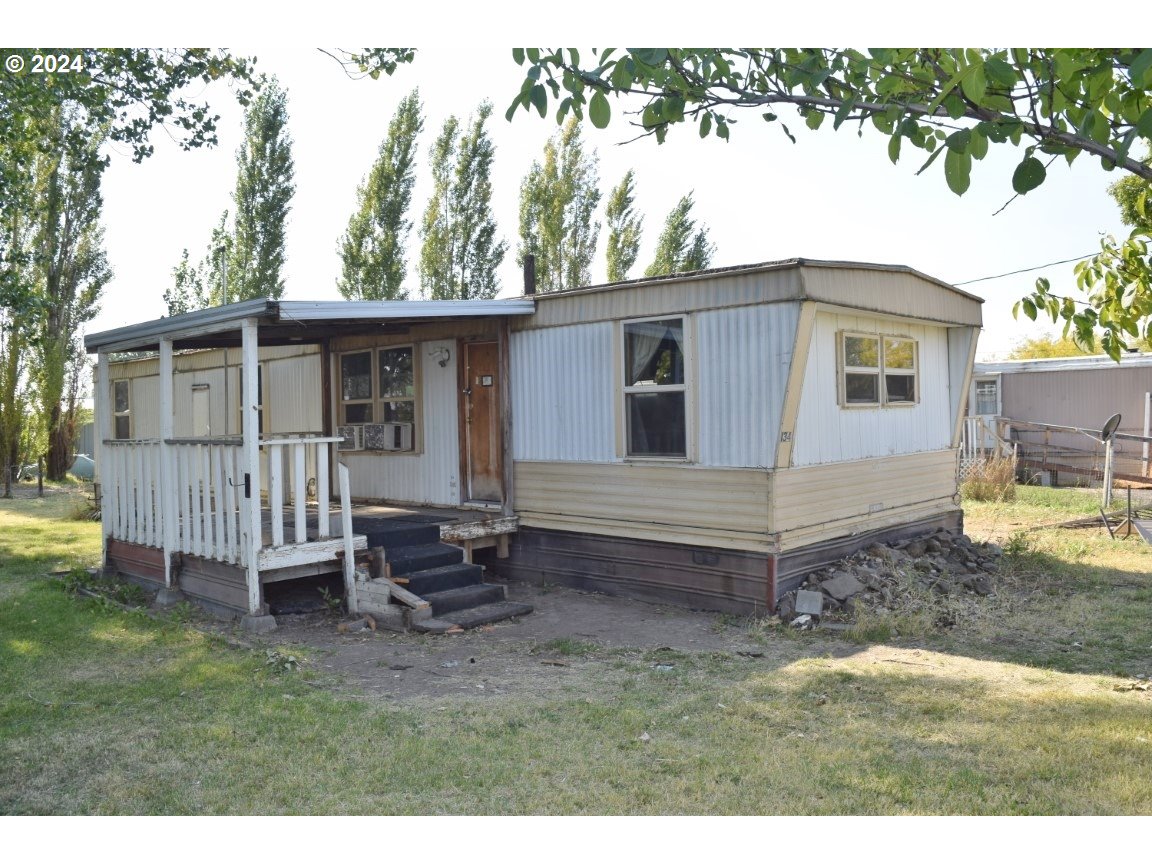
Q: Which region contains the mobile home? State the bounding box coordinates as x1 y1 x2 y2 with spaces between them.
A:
87 259 982 626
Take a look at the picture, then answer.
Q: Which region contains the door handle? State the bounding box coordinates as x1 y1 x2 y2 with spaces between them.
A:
463 387 472 396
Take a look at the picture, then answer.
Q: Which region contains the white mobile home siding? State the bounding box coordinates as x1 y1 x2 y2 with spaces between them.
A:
790 311 953 466
511 322 616 463
511 304 800 469
340 339 461 506
696 303 798 468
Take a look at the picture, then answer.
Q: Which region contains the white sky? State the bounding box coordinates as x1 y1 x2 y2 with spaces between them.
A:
11 20 1135 362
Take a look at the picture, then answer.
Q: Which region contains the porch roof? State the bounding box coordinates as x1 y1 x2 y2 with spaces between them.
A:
84 298 537 354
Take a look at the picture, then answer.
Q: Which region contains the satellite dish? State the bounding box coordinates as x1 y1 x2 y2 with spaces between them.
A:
1101 413 1122 442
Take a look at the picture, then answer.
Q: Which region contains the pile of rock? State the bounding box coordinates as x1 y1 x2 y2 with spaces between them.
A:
776 528 1003 628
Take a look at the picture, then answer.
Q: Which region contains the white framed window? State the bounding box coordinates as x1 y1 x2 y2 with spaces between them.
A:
622 317 688 458
975 379 999 415
113 379 130 439
338 345 418 453
838 331 918 408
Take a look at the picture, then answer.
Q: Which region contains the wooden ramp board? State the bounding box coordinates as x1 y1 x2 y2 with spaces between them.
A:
1133 520 1152 545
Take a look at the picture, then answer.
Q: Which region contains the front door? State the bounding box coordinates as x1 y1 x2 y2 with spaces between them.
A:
461 341 502 503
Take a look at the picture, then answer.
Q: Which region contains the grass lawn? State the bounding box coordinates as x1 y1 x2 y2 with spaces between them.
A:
1 486 1151 815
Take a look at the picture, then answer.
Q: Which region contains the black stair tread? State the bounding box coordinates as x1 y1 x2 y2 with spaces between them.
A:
438 601 534 630
425 583 505 616
352 520 442 550
386 542 464 576
402 562 484 594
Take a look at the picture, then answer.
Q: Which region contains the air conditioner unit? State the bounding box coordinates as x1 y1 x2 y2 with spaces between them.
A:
337 425 364 452
364 422 413 451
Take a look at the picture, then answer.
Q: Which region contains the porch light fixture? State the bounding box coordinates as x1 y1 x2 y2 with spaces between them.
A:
429 347 451 367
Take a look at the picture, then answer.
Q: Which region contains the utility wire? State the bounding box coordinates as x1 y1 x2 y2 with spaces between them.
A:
953 253 1097 286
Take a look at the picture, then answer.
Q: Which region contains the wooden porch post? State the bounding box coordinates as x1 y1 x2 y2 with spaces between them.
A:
159 338 176 588
95 353 112 566
499 318 514 518
241 319 264 619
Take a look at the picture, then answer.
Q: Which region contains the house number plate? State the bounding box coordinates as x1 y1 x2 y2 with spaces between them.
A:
480 375 493 386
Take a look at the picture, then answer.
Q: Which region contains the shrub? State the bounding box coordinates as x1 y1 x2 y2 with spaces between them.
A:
961 455 1017 502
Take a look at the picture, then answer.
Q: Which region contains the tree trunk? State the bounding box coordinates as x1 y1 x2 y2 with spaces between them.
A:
45 403 73 481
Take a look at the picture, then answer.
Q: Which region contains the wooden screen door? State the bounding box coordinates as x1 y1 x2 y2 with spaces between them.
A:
461 341 503 503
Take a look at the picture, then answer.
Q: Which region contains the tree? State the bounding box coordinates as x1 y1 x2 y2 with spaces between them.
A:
1 49 258 276
31 112 112 480
1108 153 1152 231
1007 334 1093 359
338 90 422 301
419 102 508 300
518 118 601 292
605 170 643 282
229 78 294 301
645 192 715 277
344 48 1152 353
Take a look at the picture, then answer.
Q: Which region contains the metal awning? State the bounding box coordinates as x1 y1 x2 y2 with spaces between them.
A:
84 298 537 354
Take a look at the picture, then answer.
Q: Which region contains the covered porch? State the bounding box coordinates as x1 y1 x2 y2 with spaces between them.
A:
86 297 533 630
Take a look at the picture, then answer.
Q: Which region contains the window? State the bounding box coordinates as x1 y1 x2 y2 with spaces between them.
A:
338 345 418 452
113 380 130 439
839 332 918 408
975 379 999 415
623 318 687 458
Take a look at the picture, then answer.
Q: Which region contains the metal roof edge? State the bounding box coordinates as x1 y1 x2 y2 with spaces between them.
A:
504 257 981 305
85 299 277 353
975 352 1152 374
275 299 536 321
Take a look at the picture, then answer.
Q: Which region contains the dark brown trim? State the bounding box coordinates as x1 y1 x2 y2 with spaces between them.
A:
106 539 165 583
456 339 468 504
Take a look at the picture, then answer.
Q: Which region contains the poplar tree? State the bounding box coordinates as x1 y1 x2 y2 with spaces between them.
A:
419 102 507 300
338 89 423 300
32 112 112 479
229 77 294 300
517 118 600 292
645 192 715 277
605 170 643 282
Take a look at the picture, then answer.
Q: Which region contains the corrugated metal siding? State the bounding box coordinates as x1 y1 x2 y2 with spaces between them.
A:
511 323 616 462
267 354 322 433
800 266 982 326
130 376 159 439
107 344 320 380
516 270 803 331
696 303 799 467
342 339 460 505
947 326 978 443
791 312 953 465
172 368 226 436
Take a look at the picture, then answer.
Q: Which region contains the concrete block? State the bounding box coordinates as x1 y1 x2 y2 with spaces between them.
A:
154 587 186 608
240 613 278 634
795 589 824 616
821 572 865 601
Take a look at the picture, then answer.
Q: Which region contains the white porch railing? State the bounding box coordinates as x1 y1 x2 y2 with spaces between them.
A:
259 436 340 548
102 435 346 567
961 416 1012 461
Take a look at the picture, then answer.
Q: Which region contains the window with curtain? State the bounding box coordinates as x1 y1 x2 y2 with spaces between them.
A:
623 318 687 458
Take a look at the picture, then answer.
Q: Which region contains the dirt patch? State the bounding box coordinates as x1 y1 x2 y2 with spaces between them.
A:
247 583 832 703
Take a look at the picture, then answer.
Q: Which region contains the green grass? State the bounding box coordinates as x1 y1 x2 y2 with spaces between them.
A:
2 488 1152 814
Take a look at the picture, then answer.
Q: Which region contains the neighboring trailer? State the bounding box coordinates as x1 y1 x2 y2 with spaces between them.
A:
969 352 1152 482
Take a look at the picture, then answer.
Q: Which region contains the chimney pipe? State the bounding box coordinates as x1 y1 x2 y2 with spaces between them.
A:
523 254 536 296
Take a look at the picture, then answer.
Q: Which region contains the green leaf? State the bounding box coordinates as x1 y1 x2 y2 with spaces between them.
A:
505 95 524 122
699 112 712 138
512 48 525 66
529 84 547 118
944 148 971 195
945 128 971 152
526 48 541 64
1022 298 1037 321
969 128 988 160
832 98 855 130
805 111 824 131
887 134 901 164
1132 48 1152 86
959 62 986 103
589 90 610 129
1137 108 1152 139
915 145 944 175
984 56 1017 87
1012 156 1046 194
629 48 669 67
